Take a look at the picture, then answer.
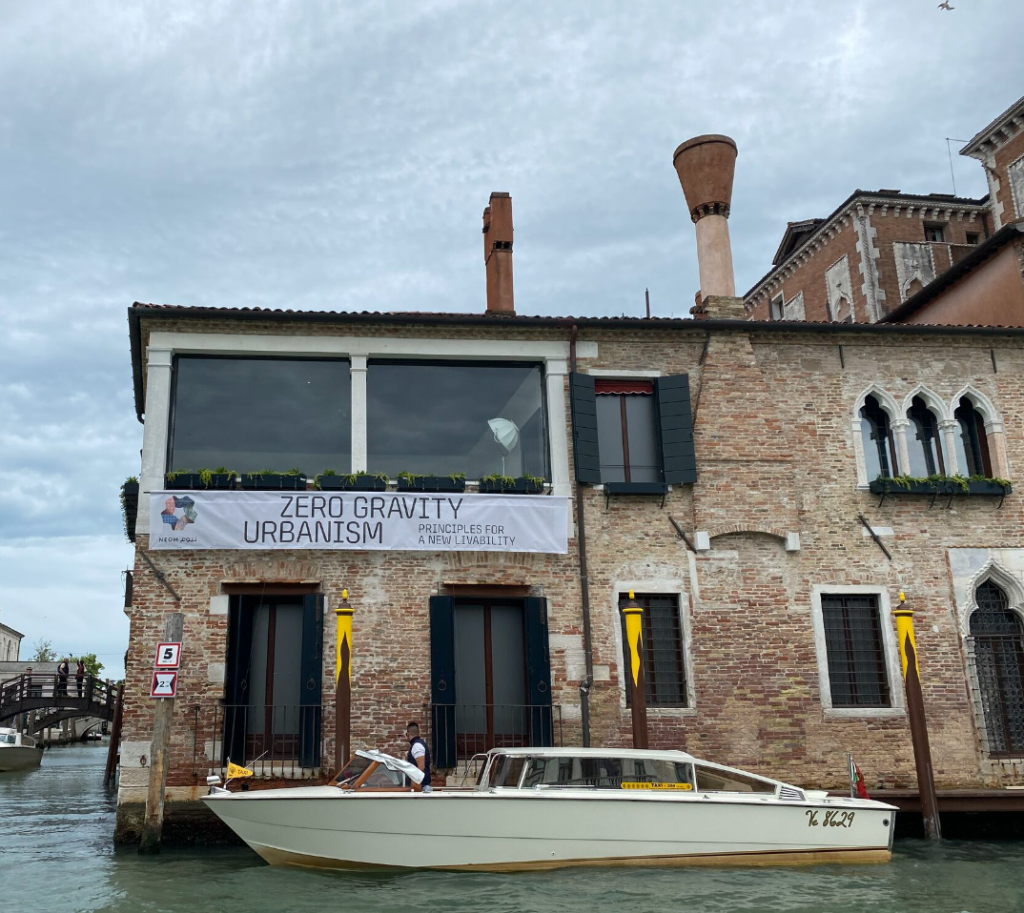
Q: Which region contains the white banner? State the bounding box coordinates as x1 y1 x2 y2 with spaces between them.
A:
149 490 569 553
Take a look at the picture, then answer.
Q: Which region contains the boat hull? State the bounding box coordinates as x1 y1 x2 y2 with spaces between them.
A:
203 788 895 871
0 746 43 773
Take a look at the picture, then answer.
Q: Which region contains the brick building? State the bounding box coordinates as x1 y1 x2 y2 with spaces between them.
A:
745 92 1024 324
116 139 1024 844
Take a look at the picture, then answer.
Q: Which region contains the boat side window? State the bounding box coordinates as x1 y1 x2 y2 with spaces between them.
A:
0 733 15 745
521 757 694 790
493 755 526 788
694 765 775 794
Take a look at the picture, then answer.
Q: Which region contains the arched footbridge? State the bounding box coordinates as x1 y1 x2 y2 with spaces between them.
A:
0 674 120 735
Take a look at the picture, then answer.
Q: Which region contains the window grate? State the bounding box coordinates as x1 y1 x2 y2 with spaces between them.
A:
619 594 687 708
969 582 1024 756
821 594 891 708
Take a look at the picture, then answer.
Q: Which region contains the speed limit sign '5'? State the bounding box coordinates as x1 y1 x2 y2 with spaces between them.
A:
155 642 182 668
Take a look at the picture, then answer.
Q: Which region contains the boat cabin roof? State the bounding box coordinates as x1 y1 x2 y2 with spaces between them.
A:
485 747 694 761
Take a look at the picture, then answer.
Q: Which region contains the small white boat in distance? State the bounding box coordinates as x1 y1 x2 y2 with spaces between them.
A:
0 728 42 773
203 746 896 871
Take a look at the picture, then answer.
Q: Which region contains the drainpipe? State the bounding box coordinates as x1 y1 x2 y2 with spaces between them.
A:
569 324 595 747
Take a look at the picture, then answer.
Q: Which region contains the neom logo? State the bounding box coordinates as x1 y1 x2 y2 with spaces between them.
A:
160 495 198 532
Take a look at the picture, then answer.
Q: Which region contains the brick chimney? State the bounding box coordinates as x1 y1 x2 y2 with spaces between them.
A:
673 135 737 302
483 192 514 315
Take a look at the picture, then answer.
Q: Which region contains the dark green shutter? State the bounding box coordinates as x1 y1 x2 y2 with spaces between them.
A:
655 374 696 484
223 596 254 765
298 594 323 769
569 372 602 484
524 597 554 746
429 596 457 768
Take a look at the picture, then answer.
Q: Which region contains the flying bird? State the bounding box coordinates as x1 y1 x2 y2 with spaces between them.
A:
938 2 954 9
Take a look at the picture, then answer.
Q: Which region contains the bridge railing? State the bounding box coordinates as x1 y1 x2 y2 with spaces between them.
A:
0 673 118 716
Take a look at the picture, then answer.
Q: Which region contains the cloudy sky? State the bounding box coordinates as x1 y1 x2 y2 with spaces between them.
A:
1 1 1021 678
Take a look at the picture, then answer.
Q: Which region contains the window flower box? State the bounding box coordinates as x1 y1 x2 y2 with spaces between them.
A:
120 479 139 543
397 475 467 493
240 472 307 491
315 473 388 492
478 477 546 495
967 479 1012 496
164 471 236 490
869 478 942 496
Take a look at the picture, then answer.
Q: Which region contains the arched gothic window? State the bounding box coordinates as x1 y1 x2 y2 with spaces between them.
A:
955 399 993 477
907 396 946 477
860 395 897 479
970 581 1024 755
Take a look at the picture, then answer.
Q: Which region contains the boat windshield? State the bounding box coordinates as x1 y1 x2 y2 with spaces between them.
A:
0 732 16 745
504 755 695 790
333 756 405 789
693 764 775 794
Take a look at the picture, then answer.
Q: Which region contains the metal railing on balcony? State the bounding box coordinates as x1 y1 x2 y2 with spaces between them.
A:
426 702 562 769
190 703 323 778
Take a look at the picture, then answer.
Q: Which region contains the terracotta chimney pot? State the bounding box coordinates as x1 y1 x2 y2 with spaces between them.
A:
673 135 738 300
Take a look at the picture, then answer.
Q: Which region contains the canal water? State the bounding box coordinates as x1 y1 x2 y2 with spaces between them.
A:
2 744 1024 913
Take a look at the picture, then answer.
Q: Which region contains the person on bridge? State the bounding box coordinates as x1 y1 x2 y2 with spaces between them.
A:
75 659 86 697
56 657 69 697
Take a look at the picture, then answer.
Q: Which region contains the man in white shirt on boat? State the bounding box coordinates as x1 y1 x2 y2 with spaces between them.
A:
406 721 432 792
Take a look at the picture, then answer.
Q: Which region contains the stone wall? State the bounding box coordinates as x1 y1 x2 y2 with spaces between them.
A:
117 314 1024 842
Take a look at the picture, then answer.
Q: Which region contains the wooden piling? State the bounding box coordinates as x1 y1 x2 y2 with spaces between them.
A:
894 603 942 841
621 592 649 750
103 683 125 788
139 612 183 855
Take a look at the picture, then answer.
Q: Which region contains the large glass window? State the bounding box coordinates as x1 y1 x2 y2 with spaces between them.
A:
907 396 946 477
860 395 895 480
366 361 548 479
820 594 892 708
596 381 661 483
955 400 992 477
169 357 350 476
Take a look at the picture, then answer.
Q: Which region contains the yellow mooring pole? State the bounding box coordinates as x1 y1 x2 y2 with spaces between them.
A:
621 591 649 749
894 592 941 840
334 589 354 775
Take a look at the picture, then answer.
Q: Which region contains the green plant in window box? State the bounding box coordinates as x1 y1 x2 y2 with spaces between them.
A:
317 470 388 491
397 471 466 493
870 473 1012 497
478 473 544 494
120 476 140 543
197 467 237 490
240 468 308 491
165 469 207 490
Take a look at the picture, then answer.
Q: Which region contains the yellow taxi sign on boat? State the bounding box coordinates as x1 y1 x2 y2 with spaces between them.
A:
226 761 253 780
621 782 692 790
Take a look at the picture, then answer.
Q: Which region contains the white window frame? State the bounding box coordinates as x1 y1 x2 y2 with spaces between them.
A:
610 580 696 715
137 331 595 535
769 292 785 321
810 585 905 718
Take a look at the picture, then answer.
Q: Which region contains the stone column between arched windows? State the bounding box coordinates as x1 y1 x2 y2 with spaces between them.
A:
891 418 911 475
985 419 1009 478
938 419 960 476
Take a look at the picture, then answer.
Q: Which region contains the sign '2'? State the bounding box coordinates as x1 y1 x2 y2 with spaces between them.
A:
155 642 182 669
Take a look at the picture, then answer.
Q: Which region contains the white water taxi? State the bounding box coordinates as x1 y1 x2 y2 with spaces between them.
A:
0 728 42 773
202 746 896 871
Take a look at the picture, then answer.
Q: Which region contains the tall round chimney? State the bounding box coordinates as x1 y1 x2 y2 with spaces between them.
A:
672 134 737 300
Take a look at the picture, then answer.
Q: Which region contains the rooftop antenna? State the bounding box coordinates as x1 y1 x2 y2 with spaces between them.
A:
945 137 971 196
645 288 651 318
